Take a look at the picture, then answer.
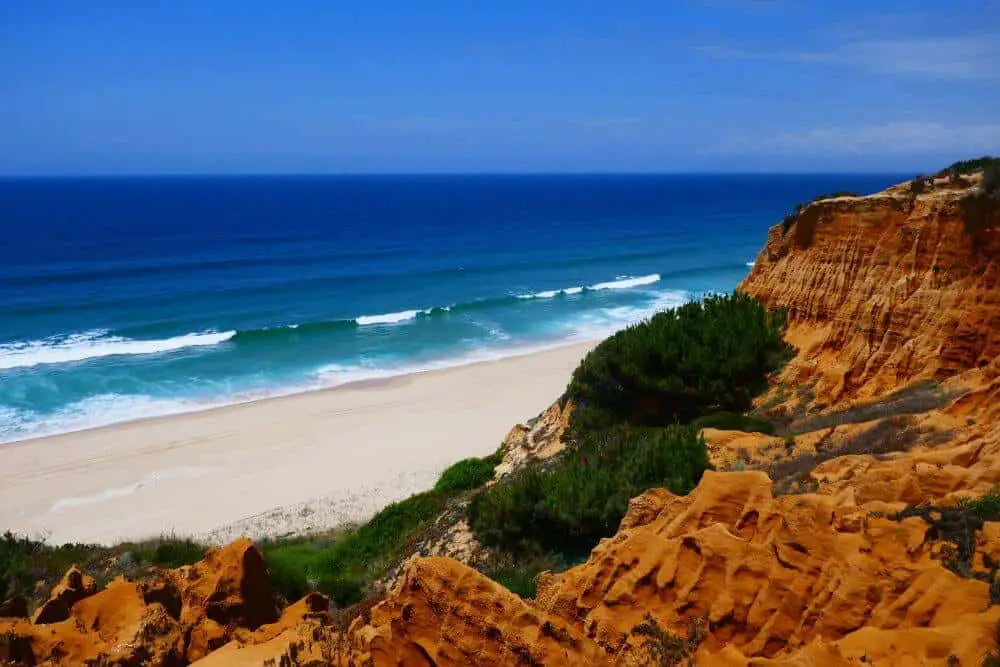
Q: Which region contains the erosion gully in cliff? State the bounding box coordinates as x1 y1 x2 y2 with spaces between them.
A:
2 172 999 665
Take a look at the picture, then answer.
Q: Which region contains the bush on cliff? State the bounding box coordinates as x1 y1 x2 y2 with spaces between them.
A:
434 452 502 494
469 425 709 557
936 155 1000 177
962 167 1000 236
566 293 791 435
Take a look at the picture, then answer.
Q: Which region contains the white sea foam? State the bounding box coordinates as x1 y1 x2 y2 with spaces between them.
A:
355 309 424 326
0 285 695 444
0 394 197 444
0 330 235 370
746 261 756 267
590 273 661 290
516 274 659 300
516 286 583 300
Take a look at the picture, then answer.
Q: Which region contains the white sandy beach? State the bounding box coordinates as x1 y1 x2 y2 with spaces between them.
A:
0 342 592 545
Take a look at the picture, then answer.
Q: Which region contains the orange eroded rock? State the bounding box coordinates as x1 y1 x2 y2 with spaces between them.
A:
346 556 609 666
740 184 1000 411
30 564 97 624
531 470 998 665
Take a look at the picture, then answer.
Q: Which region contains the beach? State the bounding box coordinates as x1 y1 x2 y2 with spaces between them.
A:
0 342 592 545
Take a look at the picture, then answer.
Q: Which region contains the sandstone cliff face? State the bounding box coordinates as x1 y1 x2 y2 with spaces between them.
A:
741 179 1000 410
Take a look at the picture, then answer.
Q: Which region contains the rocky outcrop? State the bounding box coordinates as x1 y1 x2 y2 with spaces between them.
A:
347 557 608 666
534 470 998 665
494 399 574 479
0 539 283 665
741 178 1000 411
30 565 97 624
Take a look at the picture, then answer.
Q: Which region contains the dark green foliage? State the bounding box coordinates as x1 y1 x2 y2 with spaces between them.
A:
936 155 1000 177
961 487 1000 521
0 532 209 607
0 531 103 603
631 614 707 666
894 489 1000 585
261 491 447 606
691 411 774 435
469 426 710 557
983 166 1000 195
481 551 566 599
567 293 791 434
780 212 797 234
131 537 204 568
962 168 1000 236
910 175 929 195
434 452 502 494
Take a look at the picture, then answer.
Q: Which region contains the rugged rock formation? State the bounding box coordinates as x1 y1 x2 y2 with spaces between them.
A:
493 398 574 480
0 539 280 665
741 176 1000 411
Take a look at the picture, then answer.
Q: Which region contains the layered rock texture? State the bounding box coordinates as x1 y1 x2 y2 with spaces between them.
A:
3 175 998 665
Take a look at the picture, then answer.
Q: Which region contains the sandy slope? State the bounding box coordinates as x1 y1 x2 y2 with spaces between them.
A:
0 342 592 545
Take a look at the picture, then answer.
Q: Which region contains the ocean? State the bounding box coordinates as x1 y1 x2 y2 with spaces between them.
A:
0 174 902 443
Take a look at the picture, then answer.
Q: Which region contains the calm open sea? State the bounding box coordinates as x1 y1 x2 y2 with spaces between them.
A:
0 174 902 442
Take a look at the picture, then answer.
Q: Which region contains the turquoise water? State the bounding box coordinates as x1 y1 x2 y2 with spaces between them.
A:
0 174 902 442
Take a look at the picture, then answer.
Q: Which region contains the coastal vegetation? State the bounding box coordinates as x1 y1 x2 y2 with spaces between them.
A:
468 292 790 581
961 165 1000 236
469 425 709 558
566 293 790 433
937 155 1000 177
433 452 502 494
0 532 205 607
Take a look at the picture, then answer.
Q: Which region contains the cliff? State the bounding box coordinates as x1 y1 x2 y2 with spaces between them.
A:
3 174 999 666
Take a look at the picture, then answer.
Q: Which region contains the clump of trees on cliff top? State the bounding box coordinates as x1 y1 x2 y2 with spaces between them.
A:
469 293 792 563
960 163 1000 236
566 292 792 434
936 155 1000 177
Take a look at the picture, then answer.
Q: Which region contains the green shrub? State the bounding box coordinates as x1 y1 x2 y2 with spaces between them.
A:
961 170 1000 236
131 537 205 568
962 487 1000 521
482 551 566 599
910 175 929 195
567 293 791 434
262 490 447 606
936 155 1000 177
983 166 1000 195
470 425 710 557
0 532 105 602
434 452 501 494
691 411 774 435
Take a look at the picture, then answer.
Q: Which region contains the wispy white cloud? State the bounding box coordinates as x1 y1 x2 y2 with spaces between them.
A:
699 34 1000 81
718 121 1000 155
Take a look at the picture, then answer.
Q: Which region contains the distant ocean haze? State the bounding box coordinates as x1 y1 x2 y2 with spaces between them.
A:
0 174 904 442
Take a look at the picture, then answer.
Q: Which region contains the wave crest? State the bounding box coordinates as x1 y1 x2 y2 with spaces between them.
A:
0 330 235 371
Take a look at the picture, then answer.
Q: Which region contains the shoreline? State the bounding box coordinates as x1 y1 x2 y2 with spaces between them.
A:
0 341 594 545
1 336 605 446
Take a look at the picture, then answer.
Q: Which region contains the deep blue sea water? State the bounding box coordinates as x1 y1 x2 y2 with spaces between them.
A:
0 174 903 442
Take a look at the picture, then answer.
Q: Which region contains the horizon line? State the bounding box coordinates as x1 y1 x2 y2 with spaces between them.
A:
0 170 917 179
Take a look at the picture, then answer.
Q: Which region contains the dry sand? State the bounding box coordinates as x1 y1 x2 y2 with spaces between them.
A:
0 342 592 545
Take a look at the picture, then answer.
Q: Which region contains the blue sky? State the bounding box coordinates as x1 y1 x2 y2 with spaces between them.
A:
1 0 998 174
